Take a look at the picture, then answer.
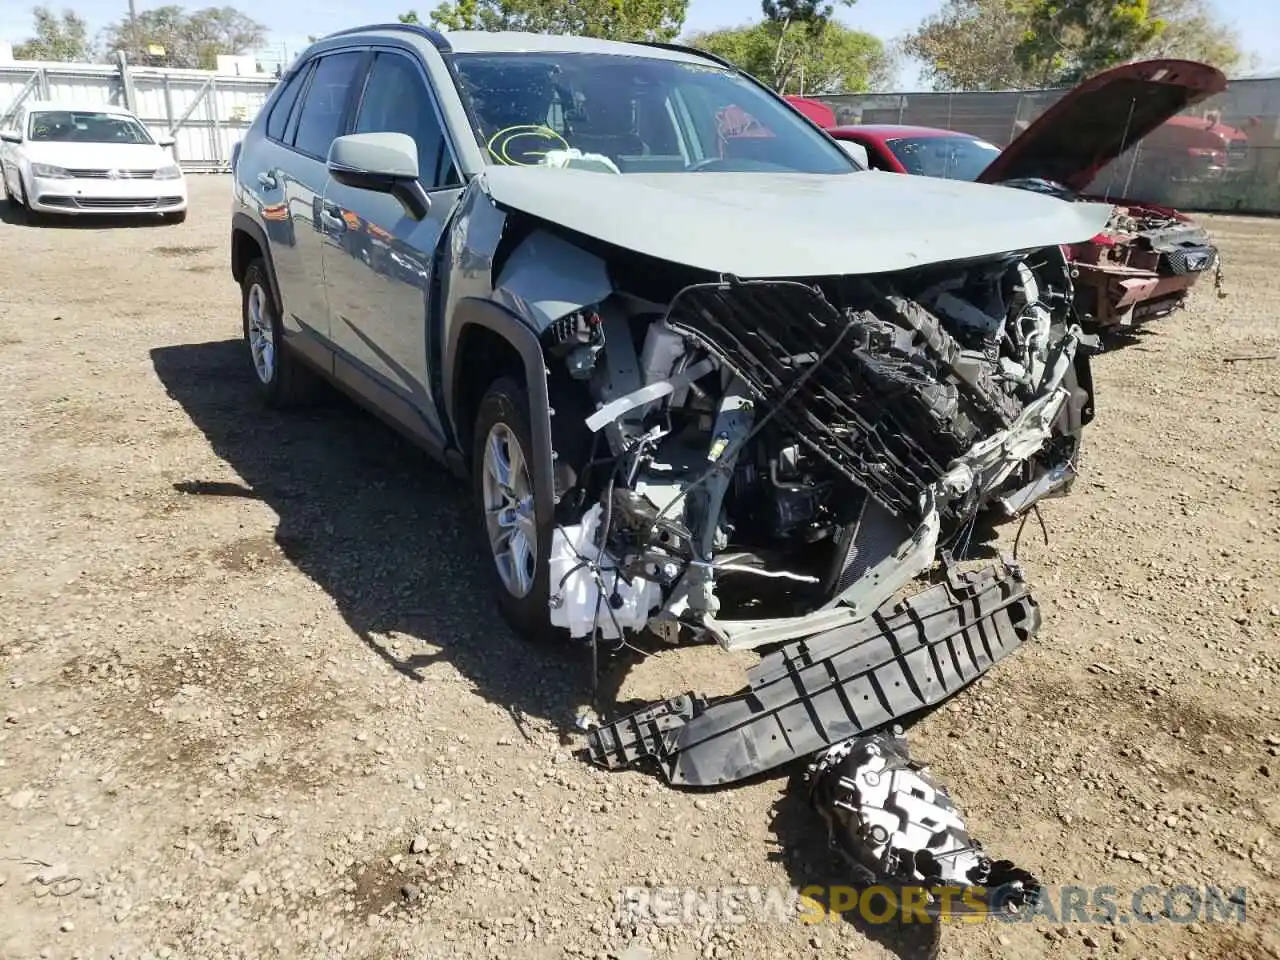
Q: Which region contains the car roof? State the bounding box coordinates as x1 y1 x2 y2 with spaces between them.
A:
447 31 712 63
327 25 718 66
831 124 967 139
23 101 136 116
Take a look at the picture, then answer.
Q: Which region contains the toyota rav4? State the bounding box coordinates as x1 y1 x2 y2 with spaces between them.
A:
229 25 1113 654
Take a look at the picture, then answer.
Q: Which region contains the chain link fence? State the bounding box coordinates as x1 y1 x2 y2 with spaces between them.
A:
817 77 1280 214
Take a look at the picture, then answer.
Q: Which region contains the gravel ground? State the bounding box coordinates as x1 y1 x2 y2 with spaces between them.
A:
0 176 1277 960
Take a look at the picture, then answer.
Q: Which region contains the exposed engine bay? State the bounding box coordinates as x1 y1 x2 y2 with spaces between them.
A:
542 245 1095 650
1068 202 1222 329
998 178 1222 330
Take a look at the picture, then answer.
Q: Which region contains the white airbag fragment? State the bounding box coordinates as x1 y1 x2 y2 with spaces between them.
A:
540 148 622 175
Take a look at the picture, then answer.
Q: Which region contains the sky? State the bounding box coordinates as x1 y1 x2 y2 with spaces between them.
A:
1 0 1276 90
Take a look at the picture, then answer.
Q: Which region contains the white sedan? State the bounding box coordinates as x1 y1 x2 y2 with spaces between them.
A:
0 101 187 222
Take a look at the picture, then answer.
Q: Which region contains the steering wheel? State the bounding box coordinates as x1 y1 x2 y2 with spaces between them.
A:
486 125 570 166
688 157 733 172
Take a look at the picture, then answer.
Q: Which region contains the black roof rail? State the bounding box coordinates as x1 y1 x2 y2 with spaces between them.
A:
320 22 451 52
635 41 734 70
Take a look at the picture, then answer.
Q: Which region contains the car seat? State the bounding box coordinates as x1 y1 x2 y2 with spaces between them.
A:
566 87 645 159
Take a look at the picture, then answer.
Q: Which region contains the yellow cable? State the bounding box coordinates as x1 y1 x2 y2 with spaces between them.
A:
485 124 569 166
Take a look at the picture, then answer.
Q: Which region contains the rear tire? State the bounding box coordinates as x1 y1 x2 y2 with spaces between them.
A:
240 257 317 407
471 377 559 643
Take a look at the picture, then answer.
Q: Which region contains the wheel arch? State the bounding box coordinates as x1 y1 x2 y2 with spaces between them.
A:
230 212 283 314
445 298 555 522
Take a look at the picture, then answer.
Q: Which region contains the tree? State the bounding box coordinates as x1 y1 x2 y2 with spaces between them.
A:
424 0 688 42
12 6 96 62
906 0 1241 90
757 0 854 92
903 0 1038 90
399 10 421 23
102 5 266 69
689 0 889 95
690 21 892 94
1015 0 1164 86
1142 0 1244 73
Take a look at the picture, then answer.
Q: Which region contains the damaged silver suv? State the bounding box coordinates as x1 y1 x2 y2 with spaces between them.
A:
229 25 1111 653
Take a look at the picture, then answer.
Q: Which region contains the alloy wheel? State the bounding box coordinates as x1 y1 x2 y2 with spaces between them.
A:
481 422 537 598
246 282 275 385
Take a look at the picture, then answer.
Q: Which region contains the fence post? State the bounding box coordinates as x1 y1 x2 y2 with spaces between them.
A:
116 51 137 113
210 76 223 168
160 73 177 162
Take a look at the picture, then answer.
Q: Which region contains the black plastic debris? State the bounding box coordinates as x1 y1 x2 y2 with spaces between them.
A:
582 561 1040 786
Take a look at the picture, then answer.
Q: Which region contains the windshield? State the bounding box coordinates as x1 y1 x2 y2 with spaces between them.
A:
885 135 1001 181
450 52 856 175
27 110 154 145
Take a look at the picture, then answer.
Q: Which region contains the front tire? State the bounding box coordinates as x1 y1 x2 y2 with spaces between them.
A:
472 377 558 643
164 209 187 224
10 175 33 223
240 257 316 407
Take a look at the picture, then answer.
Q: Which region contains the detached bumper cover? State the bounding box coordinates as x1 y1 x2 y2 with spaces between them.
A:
583 562 1039 787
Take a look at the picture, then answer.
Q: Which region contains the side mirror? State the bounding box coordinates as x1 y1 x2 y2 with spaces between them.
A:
836 139 868 168
328 132 430 219
156 135 176 148
0 129 22 144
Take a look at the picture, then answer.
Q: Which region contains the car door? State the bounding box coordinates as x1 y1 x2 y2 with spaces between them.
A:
320 47 465 447
267 49 366 352
247 61 310 290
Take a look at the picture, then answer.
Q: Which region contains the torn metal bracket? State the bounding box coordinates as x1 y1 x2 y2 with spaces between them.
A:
996 460 1076 517
582 562 1040 787
705 491 942 651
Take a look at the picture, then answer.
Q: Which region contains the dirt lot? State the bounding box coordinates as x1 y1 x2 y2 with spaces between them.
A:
0 175 1277 960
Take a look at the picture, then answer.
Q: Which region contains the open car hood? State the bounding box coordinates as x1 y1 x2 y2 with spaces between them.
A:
478 166 1114 278
976 59 1228 192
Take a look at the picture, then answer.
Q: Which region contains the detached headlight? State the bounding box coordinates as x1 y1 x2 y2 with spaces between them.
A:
155 163 183 180
31 163 71 179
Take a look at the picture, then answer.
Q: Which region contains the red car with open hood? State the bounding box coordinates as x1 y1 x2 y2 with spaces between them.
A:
830 60 1227 331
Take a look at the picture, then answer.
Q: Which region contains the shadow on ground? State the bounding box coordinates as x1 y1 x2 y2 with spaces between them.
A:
0 197 179 228
1099 324 1164 352
153 339 986 959
151 338 601 740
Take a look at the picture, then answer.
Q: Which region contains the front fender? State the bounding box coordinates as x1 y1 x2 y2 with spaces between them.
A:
444 298 555 522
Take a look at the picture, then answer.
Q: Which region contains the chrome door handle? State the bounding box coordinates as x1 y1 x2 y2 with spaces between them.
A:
257 171 278 189
319 208 346 233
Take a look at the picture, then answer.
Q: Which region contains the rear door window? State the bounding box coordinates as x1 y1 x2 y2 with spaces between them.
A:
292 51 364 160
266 62 311 143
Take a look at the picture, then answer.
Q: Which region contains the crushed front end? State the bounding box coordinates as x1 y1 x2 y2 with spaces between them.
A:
1069 203 1222 330
542 244 1094 650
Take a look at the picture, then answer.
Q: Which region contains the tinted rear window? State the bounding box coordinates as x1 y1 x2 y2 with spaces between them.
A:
292 51 363 159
